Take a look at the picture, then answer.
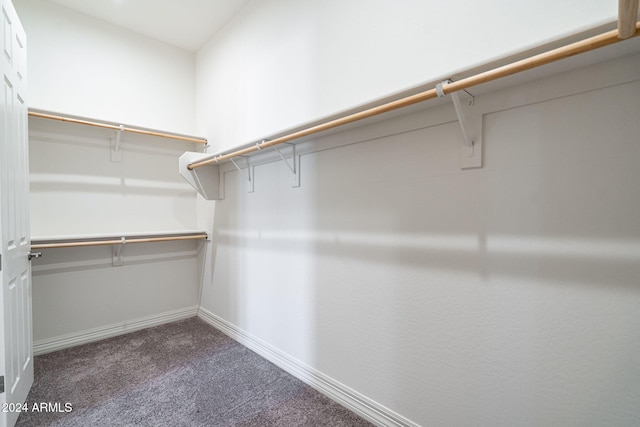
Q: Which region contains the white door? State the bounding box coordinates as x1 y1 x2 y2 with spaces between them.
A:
0 1 32 426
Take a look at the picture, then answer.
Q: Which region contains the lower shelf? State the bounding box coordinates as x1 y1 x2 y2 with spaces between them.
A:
31 231 208 249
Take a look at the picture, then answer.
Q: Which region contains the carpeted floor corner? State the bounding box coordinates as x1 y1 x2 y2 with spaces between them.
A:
16 317 373 427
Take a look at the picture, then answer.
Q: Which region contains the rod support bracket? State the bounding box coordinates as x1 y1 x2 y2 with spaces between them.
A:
275 143 300 188
437 80 483 169
111 125 125 162
112 236 126 266
256 139 269 150
230 157 254 193
436 81 448 98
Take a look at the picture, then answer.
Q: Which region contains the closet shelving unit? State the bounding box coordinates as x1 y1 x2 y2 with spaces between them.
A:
180 8 640 200
28 110 209 253
28 111 208 145
187 18 640 171
31 231 208 250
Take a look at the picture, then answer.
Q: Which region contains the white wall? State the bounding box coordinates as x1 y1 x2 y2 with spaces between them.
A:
31 240 201 351
198 44 640 427
196 0 616 152
14 0 196 135
29 118 199 237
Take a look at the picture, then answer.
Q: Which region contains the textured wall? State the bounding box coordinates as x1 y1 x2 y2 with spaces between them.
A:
199 54 640 425
195 2 639 424
31 241 200 344
28 118 198 237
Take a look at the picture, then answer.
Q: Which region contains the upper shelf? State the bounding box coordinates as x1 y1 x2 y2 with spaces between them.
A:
179 20 640 200
29 109 208 145
186 21 640 171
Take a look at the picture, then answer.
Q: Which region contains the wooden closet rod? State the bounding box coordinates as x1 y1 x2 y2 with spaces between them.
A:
29 111 208 144
188 21 640 170
31 233 208 249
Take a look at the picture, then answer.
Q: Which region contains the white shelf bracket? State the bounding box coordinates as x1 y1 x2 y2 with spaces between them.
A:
230 157 254 193
179 152 223 200
110 124 125 162
275 143 300 188
217 165 226 200
112 236 126 266
437 80 483 169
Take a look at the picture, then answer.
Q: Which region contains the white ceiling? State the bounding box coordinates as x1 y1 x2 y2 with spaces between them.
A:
49 0 251 52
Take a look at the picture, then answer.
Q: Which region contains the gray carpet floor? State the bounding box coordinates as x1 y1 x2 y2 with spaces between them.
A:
16 317 373 427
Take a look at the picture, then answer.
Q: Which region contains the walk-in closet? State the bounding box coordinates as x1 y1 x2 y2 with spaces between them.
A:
2 0 639 426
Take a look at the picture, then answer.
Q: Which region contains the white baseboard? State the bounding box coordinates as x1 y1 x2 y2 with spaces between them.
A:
34 306 198 356
197 307 419 427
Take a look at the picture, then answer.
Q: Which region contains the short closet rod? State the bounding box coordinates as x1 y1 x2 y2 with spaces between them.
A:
31 233 208 250
28 111 207 144
188 21 640 170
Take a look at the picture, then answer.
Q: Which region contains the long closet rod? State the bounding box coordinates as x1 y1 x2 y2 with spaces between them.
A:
188 20 640 170
31 233 208 249
29 111 208 145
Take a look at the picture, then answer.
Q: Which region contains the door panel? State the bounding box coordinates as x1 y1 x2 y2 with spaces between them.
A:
0 1 32 426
